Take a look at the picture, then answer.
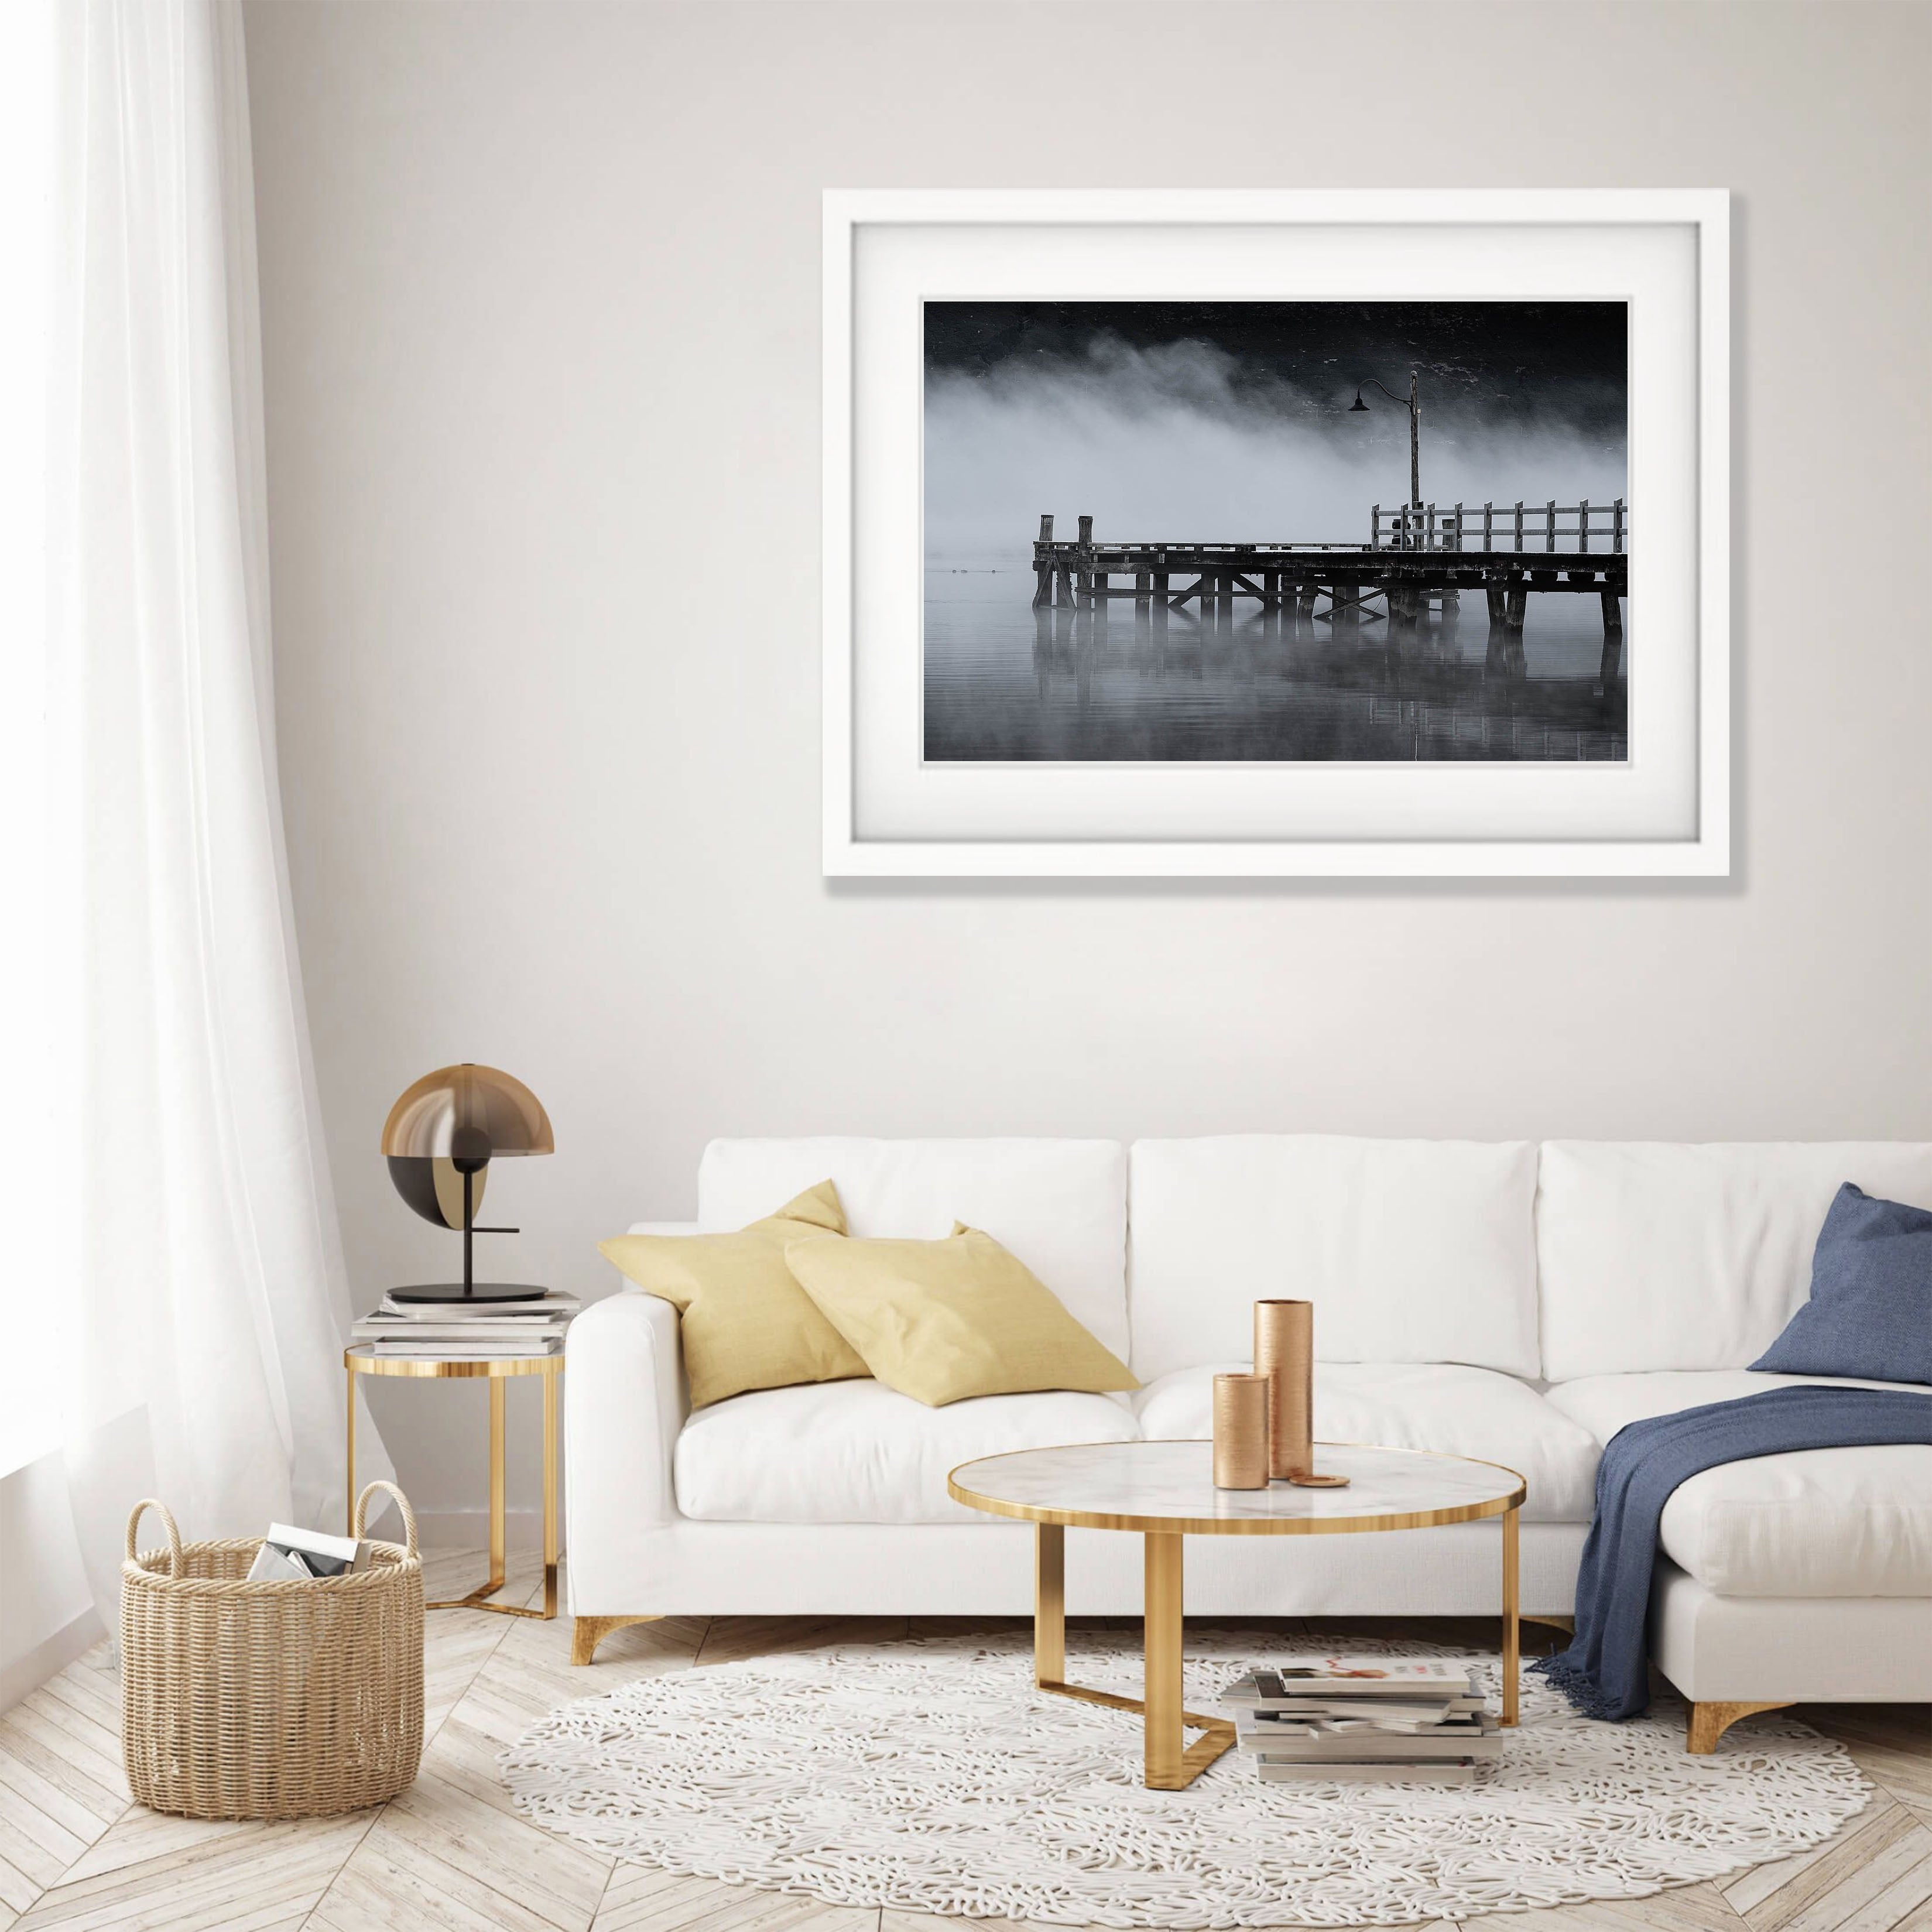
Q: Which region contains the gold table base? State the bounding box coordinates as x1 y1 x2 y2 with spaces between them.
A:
344 1347 561 1619
1034 1523 1236 1789
1029 1505 1520 1789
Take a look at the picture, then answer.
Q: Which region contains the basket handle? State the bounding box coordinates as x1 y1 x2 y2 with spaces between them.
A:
125 1499 183 1578
352 1479 417 1556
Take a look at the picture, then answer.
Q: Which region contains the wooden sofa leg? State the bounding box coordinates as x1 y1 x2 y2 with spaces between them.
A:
573 1614 662 1666
1687 1700 1791 1753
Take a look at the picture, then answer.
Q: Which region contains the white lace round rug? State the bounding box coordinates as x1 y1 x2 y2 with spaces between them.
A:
500 1632 1870 1927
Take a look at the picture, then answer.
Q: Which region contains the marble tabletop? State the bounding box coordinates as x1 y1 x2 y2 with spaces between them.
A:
948 1440 1523 1534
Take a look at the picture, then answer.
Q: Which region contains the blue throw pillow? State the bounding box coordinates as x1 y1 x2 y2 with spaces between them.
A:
1751 1183 1932 1384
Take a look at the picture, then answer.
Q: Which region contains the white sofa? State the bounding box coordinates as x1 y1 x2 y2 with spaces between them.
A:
566 1137 1932 1746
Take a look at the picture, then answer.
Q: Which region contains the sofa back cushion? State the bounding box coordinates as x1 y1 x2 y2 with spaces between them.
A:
697 1138 1129 1361
1127 1136 1540 1382
1537 1142 1932 1382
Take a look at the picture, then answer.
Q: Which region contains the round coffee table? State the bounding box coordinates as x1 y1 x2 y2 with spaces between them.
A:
948 1439 1526 1790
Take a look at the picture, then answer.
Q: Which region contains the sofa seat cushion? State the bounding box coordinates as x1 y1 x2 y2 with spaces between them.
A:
674 1379 1139 1525
1132 1363 1600 1522
1547 1372 1932 1597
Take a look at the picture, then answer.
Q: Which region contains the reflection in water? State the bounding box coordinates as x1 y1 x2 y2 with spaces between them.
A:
924 569 1628 763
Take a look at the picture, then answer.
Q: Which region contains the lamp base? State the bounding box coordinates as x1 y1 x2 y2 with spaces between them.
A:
387 1282 553 1305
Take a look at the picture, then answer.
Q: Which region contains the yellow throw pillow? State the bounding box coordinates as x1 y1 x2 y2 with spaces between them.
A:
598 1181 867 1408
783 1223 1138 1407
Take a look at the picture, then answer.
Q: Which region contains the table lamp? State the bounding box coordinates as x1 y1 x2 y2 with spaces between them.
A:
382 1063 554 1303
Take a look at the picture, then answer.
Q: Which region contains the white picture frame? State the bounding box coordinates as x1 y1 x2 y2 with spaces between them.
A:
823 189 1728 878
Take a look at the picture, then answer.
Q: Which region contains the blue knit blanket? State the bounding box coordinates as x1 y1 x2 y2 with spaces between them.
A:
1535 1385 1932 1721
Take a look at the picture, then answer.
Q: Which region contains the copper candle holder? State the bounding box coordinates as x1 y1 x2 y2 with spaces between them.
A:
1211 1373 1270 1489
1253 1299 1350 1488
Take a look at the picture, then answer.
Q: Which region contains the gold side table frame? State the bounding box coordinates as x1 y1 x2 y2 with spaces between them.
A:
951 1440 1525 1791
345 1345 561 1619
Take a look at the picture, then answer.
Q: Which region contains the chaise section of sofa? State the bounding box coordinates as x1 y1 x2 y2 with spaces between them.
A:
1534 1141 1932 1735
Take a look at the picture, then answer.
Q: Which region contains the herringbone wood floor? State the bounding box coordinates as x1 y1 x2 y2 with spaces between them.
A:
1 1553 1926 1931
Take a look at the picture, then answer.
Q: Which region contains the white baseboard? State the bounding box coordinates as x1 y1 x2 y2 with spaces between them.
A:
408 1507 561 1553
1 1606 108 1714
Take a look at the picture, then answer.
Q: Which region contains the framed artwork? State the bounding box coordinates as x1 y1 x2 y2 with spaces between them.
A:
822 190 1728 876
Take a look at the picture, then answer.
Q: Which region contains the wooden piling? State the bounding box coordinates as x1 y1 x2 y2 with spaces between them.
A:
1033 513 1054 608
1599 588 1623 687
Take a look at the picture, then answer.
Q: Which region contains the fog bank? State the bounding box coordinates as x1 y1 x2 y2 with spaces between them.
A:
926 334 1629 563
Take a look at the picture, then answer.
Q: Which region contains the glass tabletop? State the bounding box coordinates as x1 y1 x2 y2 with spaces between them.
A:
948 1439 1523 1534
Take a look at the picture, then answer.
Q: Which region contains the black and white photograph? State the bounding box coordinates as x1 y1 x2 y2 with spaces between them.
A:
923 300 1629 764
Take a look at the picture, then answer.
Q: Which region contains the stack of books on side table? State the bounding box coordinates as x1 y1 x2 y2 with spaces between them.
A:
351 1290 580 1359
1221 1662 1502 1784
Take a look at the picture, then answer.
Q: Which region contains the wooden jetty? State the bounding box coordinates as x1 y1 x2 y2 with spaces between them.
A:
1032 501 1628 685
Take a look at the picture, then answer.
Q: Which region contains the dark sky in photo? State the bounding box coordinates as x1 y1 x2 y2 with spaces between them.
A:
926 300 1627 440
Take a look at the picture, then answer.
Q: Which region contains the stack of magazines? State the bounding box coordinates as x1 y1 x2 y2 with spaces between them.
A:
351 1289 580 1359
1221 1660 1501 1784
246 1522 372 1582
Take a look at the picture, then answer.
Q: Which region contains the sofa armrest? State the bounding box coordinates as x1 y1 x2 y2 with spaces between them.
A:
566 1289 686 1556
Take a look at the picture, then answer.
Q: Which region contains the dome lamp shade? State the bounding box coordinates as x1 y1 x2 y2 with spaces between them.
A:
382 1064 554 1303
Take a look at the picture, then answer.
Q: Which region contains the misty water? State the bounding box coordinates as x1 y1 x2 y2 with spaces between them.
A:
923 563 1628 762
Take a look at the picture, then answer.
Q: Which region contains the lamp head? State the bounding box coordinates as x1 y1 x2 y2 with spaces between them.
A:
382 1063 552 1229
1349 390 1370 412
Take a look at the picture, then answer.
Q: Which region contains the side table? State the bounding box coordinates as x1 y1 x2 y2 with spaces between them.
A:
344 1346 561 1619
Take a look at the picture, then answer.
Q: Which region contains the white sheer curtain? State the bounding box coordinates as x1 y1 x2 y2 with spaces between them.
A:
30 0 387 1614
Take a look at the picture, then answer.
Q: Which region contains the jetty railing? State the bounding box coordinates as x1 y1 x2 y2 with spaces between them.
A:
1371 499 1626 554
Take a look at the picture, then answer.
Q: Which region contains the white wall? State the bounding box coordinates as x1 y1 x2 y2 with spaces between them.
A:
241 0 1932 1526
0 1457 100 1710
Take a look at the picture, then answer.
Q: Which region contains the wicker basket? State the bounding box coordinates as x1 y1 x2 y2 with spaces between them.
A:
121 1481 424 1819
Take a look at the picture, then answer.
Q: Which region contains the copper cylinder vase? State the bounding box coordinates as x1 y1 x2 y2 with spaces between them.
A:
1253 1300 1314 1481
1211 1373 1270 1489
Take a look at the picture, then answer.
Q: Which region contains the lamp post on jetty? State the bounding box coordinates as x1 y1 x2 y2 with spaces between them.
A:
1349 373 1421 535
